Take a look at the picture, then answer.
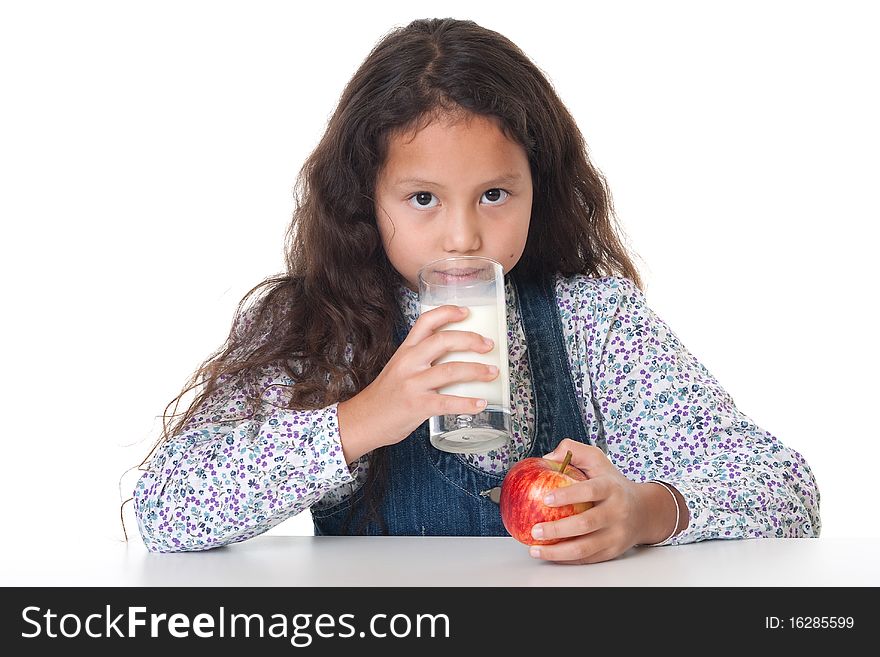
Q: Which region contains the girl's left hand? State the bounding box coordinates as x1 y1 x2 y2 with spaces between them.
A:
528 438 652 564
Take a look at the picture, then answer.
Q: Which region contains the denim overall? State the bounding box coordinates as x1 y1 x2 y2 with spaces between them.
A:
312 269 598 536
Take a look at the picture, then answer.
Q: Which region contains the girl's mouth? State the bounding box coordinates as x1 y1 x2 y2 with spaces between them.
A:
439 268 480 281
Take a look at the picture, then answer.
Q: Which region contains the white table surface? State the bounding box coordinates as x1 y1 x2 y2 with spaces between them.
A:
2 536 878 586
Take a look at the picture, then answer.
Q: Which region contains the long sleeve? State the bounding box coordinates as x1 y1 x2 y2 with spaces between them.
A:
574 276 821 543
133 318 361 552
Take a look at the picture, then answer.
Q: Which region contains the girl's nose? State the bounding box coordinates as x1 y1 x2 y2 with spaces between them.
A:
442 206 482 253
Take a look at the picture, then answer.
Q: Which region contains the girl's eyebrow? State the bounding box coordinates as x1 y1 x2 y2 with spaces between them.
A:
392 172 523 188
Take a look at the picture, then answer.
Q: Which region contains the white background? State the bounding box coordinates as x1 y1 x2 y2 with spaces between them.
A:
1 0 877 553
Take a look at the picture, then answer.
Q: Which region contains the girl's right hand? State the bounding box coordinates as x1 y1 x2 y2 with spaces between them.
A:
336 305 499 460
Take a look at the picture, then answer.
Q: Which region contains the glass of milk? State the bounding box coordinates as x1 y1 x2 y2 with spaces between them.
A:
417 256 511 453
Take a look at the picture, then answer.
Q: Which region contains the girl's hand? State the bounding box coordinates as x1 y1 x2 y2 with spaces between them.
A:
338 305 498 458
527 438 664 564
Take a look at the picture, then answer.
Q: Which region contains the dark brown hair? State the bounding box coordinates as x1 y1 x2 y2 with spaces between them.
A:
123 17 644 537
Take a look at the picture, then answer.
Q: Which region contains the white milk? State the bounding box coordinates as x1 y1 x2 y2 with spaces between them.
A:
420 302 510 409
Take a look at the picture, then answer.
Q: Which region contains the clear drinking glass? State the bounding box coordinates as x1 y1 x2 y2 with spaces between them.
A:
418 256 512 453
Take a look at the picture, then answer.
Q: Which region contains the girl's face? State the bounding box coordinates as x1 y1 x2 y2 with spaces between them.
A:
373 113 533 291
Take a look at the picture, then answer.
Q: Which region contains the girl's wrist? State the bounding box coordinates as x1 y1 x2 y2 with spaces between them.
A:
337 386 408 463
635 481 687 546
337 393 381 464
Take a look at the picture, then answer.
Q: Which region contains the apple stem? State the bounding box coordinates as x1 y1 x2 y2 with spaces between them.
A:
559 450 573 474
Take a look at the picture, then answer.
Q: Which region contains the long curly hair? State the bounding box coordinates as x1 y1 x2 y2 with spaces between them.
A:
123 17 644 538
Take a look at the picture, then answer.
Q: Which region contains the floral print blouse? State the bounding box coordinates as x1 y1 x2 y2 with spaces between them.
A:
132 274 820 552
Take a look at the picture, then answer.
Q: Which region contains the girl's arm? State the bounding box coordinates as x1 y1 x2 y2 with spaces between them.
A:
133 352 362 554
573 276 821 544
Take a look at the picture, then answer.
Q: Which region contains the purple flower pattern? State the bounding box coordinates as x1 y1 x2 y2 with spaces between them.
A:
133 275 820 551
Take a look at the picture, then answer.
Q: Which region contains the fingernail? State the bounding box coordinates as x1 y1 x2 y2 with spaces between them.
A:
529 547 542 558
542 453 554 459
483 338 494 348
531 525 544 539
543 493 555 505
487 365 499 375
476 399 488 408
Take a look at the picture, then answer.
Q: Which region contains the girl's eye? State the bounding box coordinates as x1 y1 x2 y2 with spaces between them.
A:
482 188 509 204
407 189 510 210
409 191 439 209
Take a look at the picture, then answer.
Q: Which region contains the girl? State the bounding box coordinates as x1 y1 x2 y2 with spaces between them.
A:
130 17 820 563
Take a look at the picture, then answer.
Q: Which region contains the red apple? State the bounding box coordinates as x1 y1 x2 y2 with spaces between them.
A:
499 450 592 545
